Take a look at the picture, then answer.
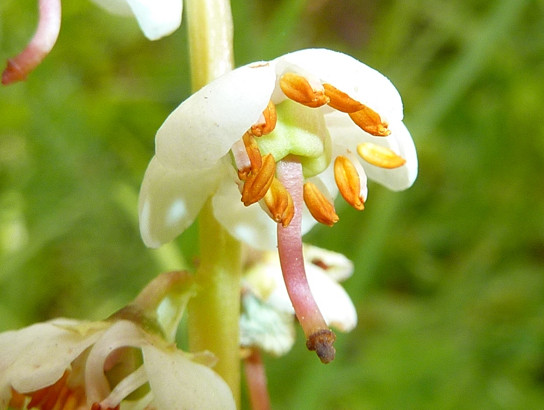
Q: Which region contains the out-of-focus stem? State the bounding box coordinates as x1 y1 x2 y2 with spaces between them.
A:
2 0 61 85
276 158 336 364
244 349 271 410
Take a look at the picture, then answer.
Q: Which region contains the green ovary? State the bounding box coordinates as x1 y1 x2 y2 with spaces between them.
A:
256 100 331 178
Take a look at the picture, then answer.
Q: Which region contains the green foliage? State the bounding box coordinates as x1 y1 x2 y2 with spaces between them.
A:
1 0 543 408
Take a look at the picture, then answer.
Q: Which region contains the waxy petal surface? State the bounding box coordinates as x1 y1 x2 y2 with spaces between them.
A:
156 64 275 170
273 48 403 124
0 319 106 405
90 0 182 40
139 157 222 248
143 346 236 409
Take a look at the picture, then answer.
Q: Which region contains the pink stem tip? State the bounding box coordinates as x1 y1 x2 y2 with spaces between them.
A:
276 158 336 364
2 0 61 85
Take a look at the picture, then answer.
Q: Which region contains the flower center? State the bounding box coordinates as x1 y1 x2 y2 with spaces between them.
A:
232 72 407 228
9 371 91 410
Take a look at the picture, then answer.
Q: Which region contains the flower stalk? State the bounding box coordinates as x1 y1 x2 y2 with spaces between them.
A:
184 0 241 405
2 0 61 85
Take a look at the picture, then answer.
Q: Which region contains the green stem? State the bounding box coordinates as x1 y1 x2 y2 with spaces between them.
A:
185 0 240 406
188 200 242 406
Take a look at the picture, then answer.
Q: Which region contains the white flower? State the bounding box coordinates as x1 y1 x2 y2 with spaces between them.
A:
140 49 417 249
0 318 235 409
240 244 357 356
90 0 182 40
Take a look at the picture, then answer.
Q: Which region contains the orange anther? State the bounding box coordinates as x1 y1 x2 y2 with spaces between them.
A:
242 132 263 171
264 178 294 227
357 142 406 169
251 100 277 137
279 73 330 108
241 154 276 206
323 83 364 113
303 182 339 227
349 105 391 137
334 156 365 211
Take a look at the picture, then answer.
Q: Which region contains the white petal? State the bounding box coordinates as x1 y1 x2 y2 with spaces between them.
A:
302 244 354 282
90 0 182 40
85 321 148 405
240 292 296 357
305 264 358 332
155 63 276 170
126 0 182 40
326 112 417 191
142 346 236 410
363 121 418 191
138 157 221 248
273 48 404 123
0 319 105 405
212 176 278 250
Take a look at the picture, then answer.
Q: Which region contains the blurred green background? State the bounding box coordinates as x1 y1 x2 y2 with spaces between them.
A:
1 0 543 408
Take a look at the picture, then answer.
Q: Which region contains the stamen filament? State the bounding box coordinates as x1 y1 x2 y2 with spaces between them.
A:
2 0 61 85
251 101 277 137
276 158 336 364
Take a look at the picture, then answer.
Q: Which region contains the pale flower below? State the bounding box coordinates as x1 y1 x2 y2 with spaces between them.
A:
0 318 235 410
241 244 357 356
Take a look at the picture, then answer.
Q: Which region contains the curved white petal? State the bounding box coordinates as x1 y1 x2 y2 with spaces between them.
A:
302 244 354 282
156 64 276 170
0 319 105 405
212 175 278 250
139 157 221 248
304 264 358 332
85 320 149 406
126 0 182 40
273 48 404 123
142 346 236 410
90 0 182 40
361 121 418 191
261 252 357 332
326 112 417 191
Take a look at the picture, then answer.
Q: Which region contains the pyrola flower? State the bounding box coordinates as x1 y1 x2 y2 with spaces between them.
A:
139 48 417 362
0 272 235 409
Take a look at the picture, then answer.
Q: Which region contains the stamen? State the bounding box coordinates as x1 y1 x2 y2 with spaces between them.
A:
232 139 252 179
334 156 365 211
322 83 364 113
2 0 62 85
279 73 330 108
243 133 263 171
263 177 294 227
357 142 406 169
349 106 391 137
303 182 339 227
276 158 336 364
241 154 276 206
251 101 277 137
